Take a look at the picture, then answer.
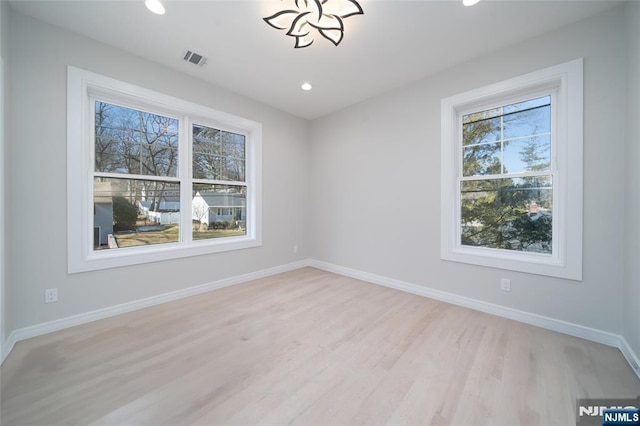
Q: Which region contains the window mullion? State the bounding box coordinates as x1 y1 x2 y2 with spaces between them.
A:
500 107 505 174
456 114 464 250
87 97 97 258
93 171 181 183
180 116 193 244
550 91 560 259
192 178 247 186
460 170 552 181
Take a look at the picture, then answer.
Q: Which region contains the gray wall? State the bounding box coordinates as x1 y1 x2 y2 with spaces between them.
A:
6 11 309 331
624 1 640 360
309 6 627 334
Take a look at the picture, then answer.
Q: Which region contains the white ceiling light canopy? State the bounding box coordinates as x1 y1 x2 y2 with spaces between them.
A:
301 82 313 91
264 0 364 48
463 0 481 6
145 0 165 15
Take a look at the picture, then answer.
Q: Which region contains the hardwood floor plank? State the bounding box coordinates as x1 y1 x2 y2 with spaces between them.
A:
1 267 638 425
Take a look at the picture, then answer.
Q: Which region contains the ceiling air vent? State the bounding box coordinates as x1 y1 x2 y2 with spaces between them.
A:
183 50 207 67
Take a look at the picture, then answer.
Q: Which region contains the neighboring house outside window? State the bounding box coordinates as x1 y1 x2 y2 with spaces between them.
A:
192 191 247 233
93 181 114 247
440 59 583 280
68 67 262 273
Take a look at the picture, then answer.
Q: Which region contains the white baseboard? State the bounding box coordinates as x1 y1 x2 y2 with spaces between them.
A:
2 331 15 365
0 260 308 365
619 336 640 379
308 259 640 380
2 258 639 381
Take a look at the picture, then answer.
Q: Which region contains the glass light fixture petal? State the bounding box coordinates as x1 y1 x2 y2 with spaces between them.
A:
335 0 364 18
287 12 313 37
318 28 344 46
263 10 300 30
312 13 343 30
295 35 314 48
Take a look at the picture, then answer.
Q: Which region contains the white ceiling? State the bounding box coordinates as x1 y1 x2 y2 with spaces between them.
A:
9 0 620 120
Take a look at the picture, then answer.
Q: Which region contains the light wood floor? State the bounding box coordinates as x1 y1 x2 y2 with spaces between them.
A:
1 267 638 425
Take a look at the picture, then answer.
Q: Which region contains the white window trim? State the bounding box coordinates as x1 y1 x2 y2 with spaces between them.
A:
0 57 5 345
67 66 262 274
440 58 583 280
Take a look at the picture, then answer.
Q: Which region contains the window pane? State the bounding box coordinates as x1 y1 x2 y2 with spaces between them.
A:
463 95 552 177
462 142 502 176
503 135 551 173
192 184 247 240
462 117 501 146
462 107 502 124
503 104 550 139
94 101 178 177
93 178 180 250
461 177 552 253
503 96 550 114
221 134 246 182
193 124 246 181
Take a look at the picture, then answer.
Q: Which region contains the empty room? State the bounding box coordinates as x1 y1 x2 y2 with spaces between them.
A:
0 0 639 424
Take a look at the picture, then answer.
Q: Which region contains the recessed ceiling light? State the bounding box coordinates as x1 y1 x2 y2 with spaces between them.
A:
463 0 480 6
145 0 165 15
301 83 313 91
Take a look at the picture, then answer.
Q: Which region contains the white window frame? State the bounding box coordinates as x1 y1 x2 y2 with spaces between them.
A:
440 58 583 280
67 66 262 273
0 57 5 345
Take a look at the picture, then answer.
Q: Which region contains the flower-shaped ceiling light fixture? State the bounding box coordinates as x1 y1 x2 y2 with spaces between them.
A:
264 0 364 48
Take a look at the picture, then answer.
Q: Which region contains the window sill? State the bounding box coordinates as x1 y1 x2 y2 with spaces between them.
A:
69 235 262 274
442 245 581 280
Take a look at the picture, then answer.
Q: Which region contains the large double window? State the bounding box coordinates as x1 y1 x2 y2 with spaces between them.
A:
441 59 583 280
68 67 262 273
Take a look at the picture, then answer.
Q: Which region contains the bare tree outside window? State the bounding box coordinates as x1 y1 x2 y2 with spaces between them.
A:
192 124 245 182
93 101 180 250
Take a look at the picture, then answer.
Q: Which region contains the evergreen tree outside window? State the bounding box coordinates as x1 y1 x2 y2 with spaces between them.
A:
460 96 553 254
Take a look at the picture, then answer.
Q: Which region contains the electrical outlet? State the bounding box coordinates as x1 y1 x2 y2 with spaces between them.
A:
45 288 58 303
500 279 511 292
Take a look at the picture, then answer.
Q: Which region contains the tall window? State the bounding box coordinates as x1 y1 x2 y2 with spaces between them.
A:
68 67 262 273
441 59 583 280
461 96 552 254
